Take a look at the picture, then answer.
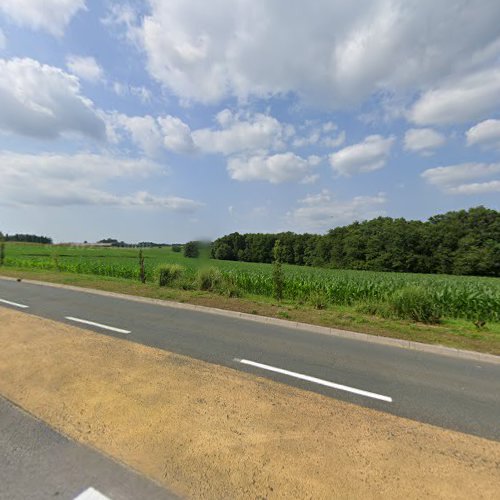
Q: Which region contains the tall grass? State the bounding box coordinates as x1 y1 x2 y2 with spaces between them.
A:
4 243 499 322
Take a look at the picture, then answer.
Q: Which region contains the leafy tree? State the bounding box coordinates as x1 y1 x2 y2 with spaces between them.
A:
210 206 500 277
184 241 200 258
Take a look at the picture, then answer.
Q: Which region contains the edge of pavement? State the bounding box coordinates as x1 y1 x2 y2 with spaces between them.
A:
1 275 499 365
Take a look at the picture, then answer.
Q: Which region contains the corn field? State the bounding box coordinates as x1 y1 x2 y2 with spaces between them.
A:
3 243 500 322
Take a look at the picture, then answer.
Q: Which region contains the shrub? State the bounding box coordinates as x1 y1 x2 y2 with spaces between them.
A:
196 267 224 291
138 249 146 283
272 240 285 301
184 241 199 258
390 286 442 324
171 244 182 253
308 291 328 310
155 264 185 287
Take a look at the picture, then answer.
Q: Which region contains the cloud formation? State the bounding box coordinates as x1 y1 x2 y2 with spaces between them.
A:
0 151 201 210
290 190 387 230
0 0 86 36
409 69 500 125
0 57 106 140
227 153 320 183
404 128 445 155
329 135 394 176
466 119 500 150
124 0 500 119
421 162 500 195
192 109 289 155
66 55 103 82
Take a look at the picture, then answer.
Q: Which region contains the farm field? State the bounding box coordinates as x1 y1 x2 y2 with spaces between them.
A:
3 242 500 324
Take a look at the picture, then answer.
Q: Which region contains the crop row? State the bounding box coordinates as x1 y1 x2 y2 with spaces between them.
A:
4 254 499 322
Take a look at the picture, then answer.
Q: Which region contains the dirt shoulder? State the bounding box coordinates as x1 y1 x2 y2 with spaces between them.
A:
2 268 499 355
0 306 499 499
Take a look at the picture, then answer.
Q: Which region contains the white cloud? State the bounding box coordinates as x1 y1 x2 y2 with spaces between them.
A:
409 68 500 125
293 123 345 149
290 190 387 230
114 114 164 156
0 0 86 36
66 55 103 83
329 135 394 176
0 29 6 50
322 131 346 149
0 58 106 140
158 115 196 153
113 108 296 158
192 110 287 155
112 82 152 103
227 153 319 183
446 180 500 195
421 162 500 195
300 174 320 185
466 119 500 149
132 0 500 112
0 151 201 210
404 128 446 155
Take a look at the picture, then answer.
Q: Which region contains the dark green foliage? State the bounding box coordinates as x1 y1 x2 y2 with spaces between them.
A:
390 286 442 324
0 242 4 266
139 249 146 283
196 267 224 291
155 264 184 287
211 207 500 277
171 244 182 253
184 241 200 258
272 240 285 301
2 233 52 244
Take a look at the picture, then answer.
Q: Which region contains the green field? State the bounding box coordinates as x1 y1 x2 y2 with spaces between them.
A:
3 242 500 324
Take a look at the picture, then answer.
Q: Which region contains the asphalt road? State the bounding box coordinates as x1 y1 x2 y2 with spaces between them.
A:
1 278 499 441
0 396 176 500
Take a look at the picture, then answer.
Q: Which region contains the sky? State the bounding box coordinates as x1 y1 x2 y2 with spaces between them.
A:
0 0 499 243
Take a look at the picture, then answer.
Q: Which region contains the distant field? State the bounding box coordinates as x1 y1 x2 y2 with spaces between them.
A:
3 242 500 323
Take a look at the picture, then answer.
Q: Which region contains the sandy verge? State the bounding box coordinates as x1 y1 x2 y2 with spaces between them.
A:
0 307 499 499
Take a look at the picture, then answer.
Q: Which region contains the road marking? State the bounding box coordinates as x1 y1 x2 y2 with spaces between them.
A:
235 358 393 402
65 316 131 334
73 487 111 500
0 298 29 309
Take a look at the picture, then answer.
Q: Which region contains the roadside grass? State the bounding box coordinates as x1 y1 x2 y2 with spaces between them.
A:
1 266 499 356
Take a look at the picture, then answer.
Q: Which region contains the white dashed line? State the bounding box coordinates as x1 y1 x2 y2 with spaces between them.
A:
235 358 393 402
73 487 111 500
0 298 29 309
65 316 131 334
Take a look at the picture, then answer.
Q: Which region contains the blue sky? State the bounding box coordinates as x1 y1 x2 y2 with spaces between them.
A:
1 0 499 243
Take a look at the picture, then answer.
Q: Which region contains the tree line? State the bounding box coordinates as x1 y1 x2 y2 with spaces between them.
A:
211 206 500 277
0 233 52 244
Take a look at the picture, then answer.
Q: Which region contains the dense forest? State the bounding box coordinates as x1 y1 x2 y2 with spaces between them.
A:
0 233 52 244
211 207 500 277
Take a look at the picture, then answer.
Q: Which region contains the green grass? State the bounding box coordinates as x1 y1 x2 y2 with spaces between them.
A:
4 242 499 322
1 265 499 355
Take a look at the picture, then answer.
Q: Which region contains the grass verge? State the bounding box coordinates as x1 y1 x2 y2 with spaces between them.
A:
1 266 499 355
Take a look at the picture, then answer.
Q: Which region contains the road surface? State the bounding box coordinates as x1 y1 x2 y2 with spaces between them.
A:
0 396 176 500
1 277 499 441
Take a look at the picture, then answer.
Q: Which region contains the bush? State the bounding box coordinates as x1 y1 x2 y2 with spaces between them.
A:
155 264 185 287
171 244 182 253
272 240 285 301
196 267 224 291
308 291 328 310
184 241 199 258
390 286 442 324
